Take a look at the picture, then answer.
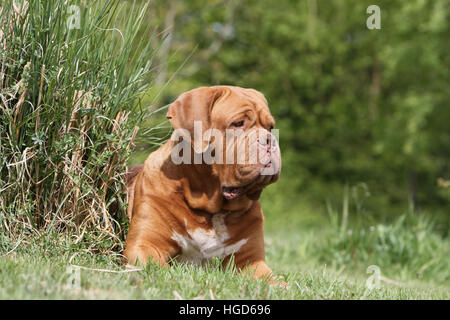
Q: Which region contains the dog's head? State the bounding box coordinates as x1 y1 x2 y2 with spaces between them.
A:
167 86 281 206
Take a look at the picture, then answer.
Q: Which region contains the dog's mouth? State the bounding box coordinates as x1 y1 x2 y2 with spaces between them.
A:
222 186 243 200
221 176 274 201
222 157 280 201
222 184 266 201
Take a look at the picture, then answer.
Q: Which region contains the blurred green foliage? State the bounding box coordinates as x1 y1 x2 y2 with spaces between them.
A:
135 0 449 222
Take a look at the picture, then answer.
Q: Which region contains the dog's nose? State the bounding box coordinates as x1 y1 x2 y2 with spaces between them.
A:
256 131 273 166
257 131 271 148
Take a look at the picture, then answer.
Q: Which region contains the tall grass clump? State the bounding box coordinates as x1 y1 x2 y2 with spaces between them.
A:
318 192 450 284
0 0 158 250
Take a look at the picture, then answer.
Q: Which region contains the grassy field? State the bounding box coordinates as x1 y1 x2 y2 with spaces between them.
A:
1 182 448 300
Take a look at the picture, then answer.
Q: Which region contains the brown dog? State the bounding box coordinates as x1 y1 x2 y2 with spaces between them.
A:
123 86 282 283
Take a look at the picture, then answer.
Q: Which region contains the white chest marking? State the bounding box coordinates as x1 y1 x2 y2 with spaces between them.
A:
171 214 248 265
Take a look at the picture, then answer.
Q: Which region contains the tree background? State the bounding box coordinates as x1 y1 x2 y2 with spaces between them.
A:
132 0 449 233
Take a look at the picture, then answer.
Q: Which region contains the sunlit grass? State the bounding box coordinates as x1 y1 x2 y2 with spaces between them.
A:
1 203 448 299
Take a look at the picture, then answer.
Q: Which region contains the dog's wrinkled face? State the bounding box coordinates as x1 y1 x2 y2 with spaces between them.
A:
167 86 281 202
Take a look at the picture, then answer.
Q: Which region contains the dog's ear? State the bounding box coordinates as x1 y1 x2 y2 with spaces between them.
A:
167 87 224 153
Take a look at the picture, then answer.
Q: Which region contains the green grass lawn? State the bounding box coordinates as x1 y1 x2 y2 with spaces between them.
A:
1 191 448 299
0 233 448 300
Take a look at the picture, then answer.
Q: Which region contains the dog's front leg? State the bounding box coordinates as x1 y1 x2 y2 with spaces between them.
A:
241 260 288 288
123 203 178 267
124 244 169 266
231 225 288 287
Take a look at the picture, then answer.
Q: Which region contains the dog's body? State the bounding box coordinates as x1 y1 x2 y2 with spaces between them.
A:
124 86 281 282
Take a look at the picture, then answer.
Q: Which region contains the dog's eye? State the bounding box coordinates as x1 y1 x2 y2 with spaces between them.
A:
231 120 245 128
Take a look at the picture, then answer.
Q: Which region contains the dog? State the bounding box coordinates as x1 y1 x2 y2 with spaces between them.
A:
123 86 282 284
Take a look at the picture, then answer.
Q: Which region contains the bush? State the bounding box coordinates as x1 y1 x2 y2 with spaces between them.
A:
0 0 158 250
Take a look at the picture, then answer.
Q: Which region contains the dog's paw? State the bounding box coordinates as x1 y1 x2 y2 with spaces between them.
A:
269 277 289 289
